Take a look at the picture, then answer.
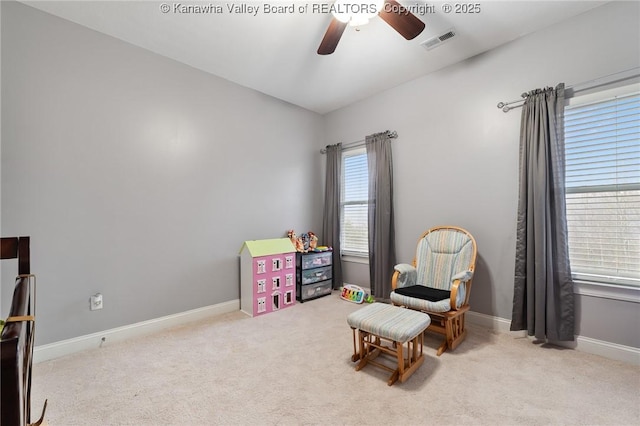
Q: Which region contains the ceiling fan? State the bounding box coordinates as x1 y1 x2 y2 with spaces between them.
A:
318 0 426 55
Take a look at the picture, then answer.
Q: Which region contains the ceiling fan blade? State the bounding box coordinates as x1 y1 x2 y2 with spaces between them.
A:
318 18 348 55
379 0 426 40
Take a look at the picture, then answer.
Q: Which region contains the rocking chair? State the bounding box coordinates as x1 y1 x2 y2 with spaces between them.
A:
390 226 477 356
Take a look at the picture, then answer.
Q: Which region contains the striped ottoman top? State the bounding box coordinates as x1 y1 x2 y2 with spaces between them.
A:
347 303 431 343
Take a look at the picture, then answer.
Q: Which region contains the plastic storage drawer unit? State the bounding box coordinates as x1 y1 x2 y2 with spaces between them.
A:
296 251 333 302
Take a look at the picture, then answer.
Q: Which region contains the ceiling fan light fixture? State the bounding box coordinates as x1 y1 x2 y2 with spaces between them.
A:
318 0 424 55
331 0 384 26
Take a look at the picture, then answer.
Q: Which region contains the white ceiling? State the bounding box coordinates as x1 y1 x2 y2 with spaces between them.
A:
21 0 608 114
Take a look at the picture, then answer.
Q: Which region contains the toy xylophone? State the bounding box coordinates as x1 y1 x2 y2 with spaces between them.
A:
340 284 365 304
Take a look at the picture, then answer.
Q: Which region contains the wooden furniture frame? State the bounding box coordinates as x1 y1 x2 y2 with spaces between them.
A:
1 236 30 275
347 303 431 386
391 226 477 356
1 236 45 426
351 328 426 386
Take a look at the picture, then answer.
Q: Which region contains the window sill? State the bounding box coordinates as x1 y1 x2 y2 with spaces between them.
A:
574 280 640 303
341 254 369 265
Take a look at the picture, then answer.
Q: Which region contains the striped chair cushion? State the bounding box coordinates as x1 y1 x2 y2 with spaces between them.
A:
347 303 431 343
415 229 474 291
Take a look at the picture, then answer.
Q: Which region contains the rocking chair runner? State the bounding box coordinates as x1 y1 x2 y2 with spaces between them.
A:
390 226 477 356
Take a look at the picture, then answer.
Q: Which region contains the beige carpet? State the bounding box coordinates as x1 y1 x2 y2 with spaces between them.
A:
32 292 639 425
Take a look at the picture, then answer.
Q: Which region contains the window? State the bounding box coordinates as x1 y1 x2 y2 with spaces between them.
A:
257 297 266 313
564 89 640 287
341 148 368 256
256 260 266 274
272 276 281 290
284 290 294 305
272 258 282 271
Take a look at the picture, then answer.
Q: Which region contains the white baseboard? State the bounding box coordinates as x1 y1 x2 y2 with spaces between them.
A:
466 310 640 366
34 299 240 363
466 310 516 333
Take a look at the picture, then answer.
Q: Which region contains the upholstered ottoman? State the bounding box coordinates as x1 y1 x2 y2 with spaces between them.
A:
347 303 431 386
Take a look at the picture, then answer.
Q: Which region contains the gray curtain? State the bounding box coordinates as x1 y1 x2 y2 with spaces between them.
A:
322 143 343 289
511 84 575 341
366 132 397 300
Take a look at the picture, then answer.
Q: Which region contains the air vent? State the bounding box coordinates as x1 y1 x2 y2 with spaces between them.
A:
420 28 456 51
439 30 455 42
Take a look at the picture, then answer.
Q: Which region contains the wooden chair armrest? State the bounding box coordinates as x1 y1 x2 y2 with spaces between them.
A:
391 270 400 291
450 280 462 311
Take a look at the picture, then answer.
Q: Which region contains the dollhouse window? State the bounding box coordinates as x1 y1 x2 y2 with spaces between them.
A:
256 260 266 274
284 290 293 305
272 276 281 290
285 274 294 287
272 292 280 310
272 258 282 271
285 256 293 269
257 297 266 313
256 279 266 294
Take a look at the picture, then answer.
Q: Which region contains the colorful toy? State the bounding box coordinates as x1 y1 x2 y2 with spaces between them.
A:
287 230 327 253
287 229 296 246
287 230 305 252
300 233 310 251
340 284 366 304
308 231 318 251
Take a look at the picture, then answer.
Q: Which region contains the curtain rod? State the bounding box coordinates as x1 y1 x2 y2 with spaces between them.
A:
496 67 640 113
320 130 398 154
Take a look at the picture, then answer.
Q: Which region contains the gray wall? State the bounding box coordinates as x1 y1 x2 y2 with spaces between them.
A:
325 1 640 348
1 1 325 345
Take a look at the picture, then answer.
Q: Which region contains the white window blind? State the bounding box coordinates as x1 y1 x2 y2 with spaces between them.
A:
564 92 640 286
341 148 368 255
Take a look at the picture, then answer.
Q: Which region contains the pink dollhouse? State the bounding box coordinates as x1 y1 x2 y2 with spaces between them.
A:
239 238 296 317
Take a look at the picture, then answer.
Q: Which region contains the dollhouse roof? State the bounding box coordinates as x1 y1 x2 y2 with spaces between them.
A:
239 238 295 257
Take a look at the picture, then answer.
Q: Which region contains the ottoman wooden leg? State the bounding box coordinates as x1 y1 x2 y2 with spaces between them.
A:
387 340 404 386
355 331 370 371
351 328 360 362
399 336 424 383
